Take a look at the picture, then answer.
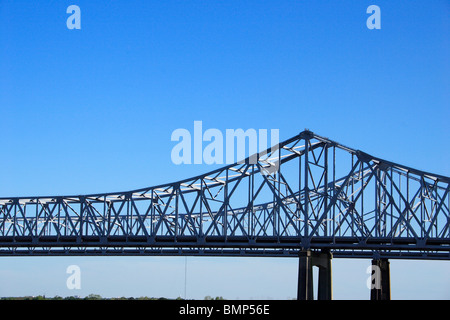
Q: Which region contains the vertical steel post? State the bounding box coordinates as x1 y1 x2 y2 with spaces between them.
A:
297 250 314 300
324 146 329 237
370 258 391 300
224 169 228 239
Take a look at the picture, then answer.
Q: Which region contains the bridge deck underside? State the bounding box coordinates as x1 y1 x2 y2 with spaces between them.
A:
0 235 448 259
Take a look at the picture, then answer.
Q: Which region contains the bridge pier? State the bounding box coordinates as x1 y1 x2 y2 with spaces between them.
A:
370 258 391 300
297 250 332 300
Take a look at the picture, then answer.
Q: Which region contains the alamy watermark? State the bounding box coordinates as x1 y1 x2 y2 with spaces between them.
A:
64 5 380 30
66 265 81 290
171 121 280 174
366 5 381 30
366 265 382 290
66 5 81 30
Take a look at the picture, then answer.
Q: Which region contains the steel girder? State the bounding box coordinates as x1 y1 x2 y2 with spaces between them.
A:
0 130 449 259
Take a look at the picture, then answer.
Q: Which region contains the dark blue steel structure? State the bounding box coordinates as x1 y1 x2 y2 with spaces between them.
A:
1 130 448 299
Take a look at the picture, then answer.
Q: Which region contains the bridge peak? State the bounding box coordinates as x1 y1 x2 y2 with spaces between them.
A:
299 129 314 139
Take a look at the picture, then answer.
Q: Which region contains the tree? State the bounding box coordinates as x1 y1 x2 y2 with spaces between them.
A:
84 294 102 300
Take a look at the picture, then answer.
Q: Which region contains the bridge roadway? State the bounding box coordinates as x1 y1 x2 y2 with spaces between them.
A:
1 130 449 299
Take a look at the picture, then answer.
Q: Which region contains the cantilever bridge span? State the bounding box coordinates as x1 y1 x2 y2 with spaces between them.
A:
1 130 449 299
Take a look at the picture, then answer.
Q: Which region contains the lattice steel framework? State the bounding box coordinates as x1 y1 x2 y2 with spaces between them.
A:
1 131 449 259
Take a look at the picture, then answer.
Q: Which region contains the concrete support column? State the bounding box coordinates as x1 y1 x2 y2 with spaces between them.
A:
297 250 314 300
317 251 332 300
370 258 391 300
297 250 333 300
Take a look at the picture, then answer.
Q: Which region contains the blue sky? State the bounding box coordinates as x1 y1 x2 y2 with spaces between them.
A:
0 1 449 299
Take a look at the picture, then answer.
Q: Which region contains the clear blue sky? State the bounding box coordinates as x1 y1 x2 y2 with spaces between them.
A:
0 0 449 299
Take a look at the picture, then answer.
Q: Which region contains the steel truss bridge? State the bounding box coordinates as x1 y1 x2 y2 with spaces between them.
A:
1 130 448 261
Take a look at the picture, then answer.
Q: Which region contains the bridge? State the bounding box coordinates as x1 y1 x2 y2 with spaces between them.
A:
1 130 449 299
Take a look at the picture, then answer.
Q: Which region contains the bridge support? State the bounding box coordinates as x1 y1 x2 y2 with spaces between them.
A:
297 250 332 300
370 258 391 300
